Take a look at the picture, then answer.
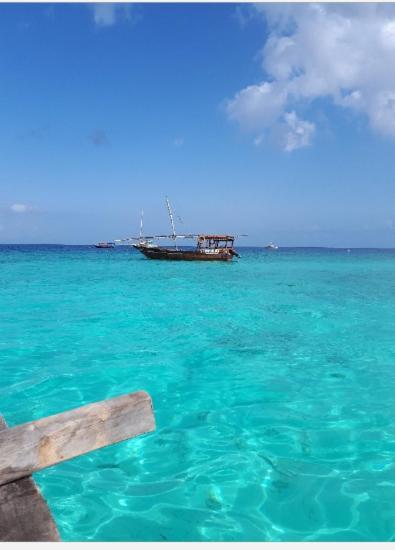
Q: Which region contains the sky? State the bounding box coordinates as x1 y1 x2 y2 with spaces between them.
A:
1 2 395 247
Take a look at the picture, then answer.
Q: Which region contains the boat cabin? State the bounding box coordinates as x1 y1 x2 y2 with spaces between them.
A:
197 235 235 253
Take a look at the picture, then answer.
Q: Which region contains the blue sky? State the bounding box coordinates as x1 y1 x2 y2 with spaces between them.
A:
1 3 395 247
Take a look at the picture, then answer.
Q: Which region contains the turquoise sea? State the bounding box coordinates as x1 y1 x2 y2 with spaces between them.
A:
1 245 395 541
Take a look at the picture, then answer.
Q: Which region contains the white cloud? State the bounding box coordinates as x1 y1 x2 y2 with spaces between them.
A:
10 203 33 214
92 4 132 28
93 4 116 27
226 4 395 150
227 81 287 131
234 5 254 29
280 112 315 152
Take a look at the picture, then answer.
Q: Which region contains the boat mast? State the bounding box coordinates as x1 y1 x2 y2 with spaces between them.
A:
165 197 178 249
139 209 144 241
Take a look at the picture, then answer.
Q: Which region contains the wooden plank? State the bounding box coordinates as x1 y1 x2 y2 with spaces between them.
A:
0 390 155 487
0 416 60 541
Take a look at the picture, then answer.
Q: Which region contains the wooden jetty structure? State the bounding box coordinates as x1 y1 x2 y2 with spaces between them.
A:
0 390 155 541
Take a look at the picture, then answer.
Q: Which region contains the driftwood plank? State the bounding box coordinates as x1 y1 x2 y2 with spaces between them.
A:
0 390 155 487
0 416 60 541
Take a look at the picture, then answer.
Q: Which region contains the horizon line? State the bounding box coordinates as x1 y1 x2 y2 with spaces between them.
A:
1 243 395 250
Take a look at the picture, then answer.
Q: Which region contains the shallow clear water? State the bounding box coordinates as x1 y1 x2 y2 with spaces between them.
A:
1 245 395 541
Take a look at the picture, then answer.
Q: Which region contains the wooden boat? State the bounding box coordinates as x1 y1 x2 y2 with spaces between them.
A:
94 242 115 249
133 235 239 261
116 199 241 261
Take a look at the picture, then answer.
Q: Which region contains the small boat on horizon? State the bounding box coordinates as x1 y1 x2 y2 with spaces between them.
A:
94 242 115 249
116 198 243 261
265 242 279 250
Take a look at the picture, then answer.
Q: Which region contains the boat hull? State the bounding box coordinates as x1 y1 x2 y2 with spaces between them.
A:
135 246 234 261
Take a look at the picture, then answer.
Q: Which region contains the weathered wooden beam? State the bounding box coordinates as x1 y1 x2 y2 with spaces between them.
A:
0 390 155 487
0 416 60 541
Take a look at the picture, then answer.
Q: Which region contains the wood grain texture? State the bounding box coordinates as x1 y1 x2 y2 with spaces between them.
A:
0 390 155 486
0 416 60 541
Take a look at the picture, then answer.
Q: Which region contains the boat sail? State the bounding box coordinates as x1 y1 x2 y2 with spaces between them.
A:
116 198 242 261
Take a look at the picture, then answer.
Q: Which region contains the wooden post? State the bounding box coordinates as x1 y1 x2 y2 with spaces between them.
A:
0 416 60 541
0 390 155 541
0 390 155 486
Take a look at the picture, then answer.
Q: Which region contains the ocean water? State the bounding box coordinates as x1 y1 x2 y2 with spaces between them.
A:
1 245 395 542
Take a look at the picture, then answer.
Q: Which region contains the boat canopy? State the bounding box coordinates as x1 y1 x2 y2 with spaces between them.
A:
197 235 235 249
198 235 234 240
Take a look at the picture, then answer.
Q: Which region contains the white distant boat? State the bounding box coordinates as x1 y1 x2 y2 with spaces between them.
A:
265 242 279 250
